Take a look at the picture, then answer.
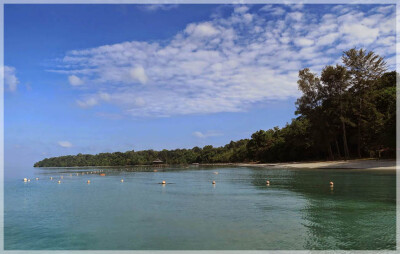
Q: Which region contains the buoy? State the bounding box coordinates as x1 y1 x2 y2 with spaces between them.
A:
266 180 270 185
58 180 61 184
162 180 166 184
61 176 63 179
35 177 39 180
50 177 53 180
121 179 124 182
87 180 91 184
76 173 79 176
212 181 216 184
154 169 158 172
23 178 27 182
100 173 106 176
330 181 334 186
28 179 31 182
213 172 219 175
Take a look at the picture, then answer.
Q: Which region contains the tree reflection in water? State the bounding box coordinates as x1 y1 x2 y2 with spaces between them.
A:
250 168 395 250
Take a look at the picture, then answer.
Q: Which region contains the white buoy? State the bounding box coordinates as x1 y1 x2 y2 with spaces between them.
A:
213 172 219 175
57 180 61 184
35 177 39 180
50 177 53 180
266 180 270 185
61 176 63 179
121 179 124 183
23 178 28 182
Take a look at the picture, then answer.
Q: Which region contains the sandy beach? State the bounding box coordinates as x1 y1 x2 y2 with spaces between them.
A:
237 159 396 171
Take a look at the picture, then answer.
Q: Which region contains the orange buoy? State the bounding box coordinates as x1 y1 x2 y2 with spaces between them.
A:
266 180 270 185
330 181 334 186
212 181 216 184
154 170 158 172
162 180 166 184
87 180 91 184
100 173 106 176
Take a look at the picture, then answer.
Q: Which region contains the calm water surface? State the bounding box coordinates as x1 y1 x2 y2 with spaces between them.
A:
4 166 396 250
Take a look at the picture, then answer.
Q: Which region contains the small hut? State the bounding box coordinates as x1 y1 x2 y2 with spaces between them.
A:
152 159 164 165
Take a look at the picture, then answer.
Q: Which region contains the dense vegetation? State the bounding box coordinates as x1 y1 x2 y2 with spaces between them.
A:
34 48 396 167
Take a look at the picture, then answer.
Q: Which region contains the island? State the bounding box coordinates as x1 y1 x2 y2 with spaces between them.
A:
34 49 396 168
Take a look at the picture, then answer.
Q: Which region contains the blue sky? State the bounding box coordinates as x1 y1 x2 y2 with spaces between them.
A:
4 4 396 172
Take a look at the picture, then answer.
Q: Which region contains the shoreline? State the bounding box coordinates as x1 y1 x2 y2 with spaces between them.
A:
36 158 396 171
234 158 396 171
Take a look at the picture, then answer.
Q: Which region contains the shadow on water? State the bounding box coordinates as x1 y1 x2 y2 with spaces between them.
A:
249 168 396 250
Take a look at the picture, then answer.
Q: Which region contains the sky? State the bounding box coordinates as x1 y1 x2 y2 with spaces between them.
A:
4 4 396 172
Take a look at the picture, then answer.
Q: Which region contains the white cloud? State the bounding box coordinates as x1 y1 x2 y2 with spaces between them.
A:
259 5 285 16
340 24 379 43
316 33 339 46
234 6 249 14
77 97 98 108
373 5 394 14
290 4 304 11
185 22 219 37
58 141 72 148
52 5 395 118
140 4 179 12
295 38 314 47
2 66 19 92
287 11 303 21
98 92 111 101
68 75 84 86
76 92 112 108
129 66 148 84
193 131 223 139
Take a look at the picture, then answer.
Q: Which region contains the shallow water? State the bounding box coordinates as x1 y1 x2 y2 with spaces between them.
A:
4 166 396 250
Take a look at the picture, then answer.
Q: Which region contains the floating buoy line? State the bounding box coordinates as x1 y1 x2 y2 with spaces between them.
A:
23 172 338 192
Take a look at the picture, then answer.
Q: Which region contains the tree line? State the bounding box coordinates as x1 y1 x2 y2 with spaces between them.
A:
34 48 396 167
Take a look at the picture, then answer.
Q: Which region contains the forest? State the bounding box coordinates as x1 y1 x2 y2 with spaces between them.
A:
34 48 396 167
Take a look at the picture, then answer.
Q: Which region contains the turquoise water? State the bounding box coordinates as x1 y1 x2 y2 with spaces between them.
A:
4 166 396 250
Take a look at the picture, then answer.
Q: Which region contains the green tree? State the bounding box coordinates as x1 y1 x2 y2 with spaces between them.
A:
320 65 351 159
342 48 387 157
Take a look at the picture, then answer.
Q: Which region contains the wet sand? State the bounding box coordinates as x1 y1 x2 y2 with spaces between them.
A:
237 159 396 171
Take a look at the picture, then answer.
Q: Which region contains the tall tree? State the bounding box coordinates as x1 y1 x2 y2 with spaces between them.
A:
296 68 334 160
320 65 351 159
342 48 387 157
